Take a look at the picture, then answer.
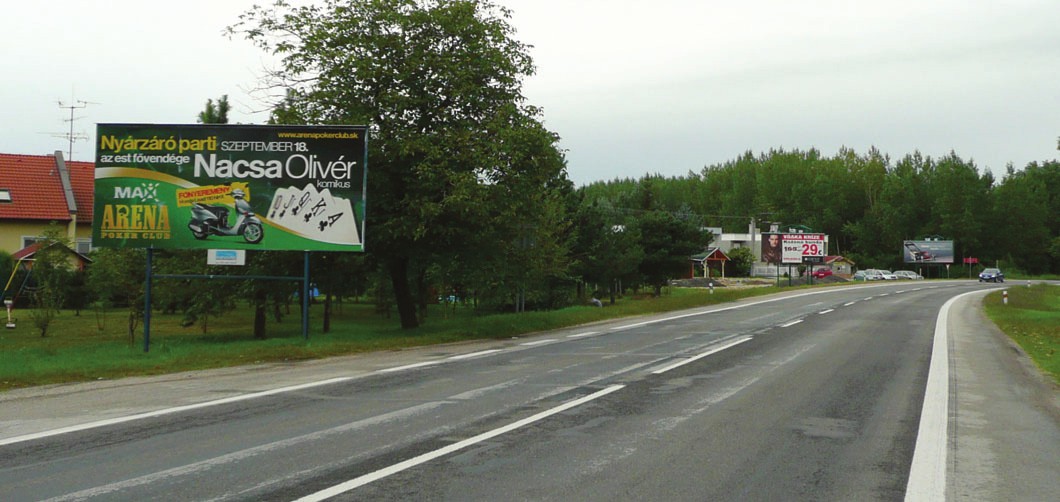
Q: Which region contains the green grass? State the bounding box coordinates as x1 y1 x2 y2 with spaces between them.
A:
983 284 1060 384
0 285 784 391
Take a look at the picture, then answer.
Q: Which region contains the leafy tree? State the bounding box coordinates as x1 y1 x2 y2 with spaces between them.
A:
630 210 709 296
26 225 74 337
197 95 231 124
87 248 146 343
726 247 755 277
232 0 562 327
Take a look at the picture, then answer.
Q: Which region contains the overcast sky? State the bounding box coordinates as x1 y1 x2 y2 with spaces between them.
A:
2 0 1057 185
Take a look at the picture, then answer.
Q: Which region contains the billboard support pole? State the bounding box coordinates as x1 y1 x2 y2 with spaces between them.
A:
144 248 153 353
302 251 310 341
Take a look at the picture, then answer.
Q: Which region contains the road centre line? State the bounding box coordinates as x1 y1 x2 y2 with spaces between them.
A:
447 350 503 360
378 361 439 373
567 331 599 338
651 336 753 375
294 384 627 502
779 320 803 328
818 309 834 314
520 339 557 346
844 301 857 306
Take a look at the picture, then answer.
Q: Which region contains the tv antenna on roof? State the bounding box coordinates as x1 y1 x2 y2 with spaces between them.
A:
55 98 99 160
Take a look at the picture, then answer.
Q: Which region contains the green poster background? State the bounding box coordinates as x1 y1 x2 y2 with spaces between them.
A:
92 124 367 252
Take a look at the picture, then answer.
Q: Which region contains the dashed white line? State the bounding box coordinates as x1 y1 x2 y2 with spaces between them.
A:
567 331 598 338
818 309 834 314
651 336 753 375
294 385 627 501
779 319 804 328
844 302 857 306
447 350 502 361
520 339 557 346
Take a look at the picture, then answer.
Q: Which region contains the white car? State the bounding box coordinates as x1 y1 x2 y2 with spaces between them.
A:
877 270 899 280
893 270 923 280
860 269 885 280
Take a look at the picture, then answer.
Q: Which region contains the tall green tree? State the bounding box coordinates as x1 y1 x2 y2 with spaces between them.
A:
233 0 562 328
630 210 709 296
197 95 231 124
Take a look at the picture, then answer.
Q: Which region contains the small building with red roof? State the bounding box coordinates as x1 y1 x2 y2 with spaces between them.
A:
0 151 95 256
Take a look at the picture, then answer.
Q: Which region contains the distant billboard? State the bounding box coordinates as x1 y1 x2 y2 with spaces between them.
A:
92 124 367 252
762 233 827 264
902 240 954 264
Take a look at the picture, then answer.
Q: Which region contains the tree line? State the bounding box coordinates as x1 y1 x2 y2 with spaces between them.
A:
4 1 1056 339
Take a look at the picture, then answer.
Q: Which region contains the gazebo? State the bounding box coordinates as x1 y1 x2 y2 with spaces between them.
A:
690 247 730 278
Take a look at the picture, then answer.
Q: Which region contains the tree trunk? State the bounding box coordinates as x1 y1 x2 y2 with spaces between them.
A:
388 257 419 329
323 293 332 333
253 288 267 339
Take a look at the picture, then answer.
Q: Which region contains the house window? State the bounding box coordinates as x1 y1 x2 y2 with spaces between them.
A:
21 237 40 249
0 189 10 202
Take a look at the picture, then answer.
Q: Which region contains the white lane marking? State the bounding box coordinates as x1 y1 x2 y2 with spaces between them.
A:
0 377 355 447
864 297 874 301
377 361 439 373
844 301 857 306
905 289 986 501
520 339 557 346
779 320 803 328
35 401 450 500
651 336 753 375
447 350 502 361
6 283 921 446
818 309 835 315
294 385 627 501
567 331 598 338
879 293 890 297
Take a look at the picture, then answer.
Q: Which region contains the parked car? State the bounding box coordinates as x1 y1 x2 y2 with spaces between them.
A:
978 268 1004 283
859 269 885 281
877 270 899 280
893 270 923 280
811 268 833 279
852 270 868 281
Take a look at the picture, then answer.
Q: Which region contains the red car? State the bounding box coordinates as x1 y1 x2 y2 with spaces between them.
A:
811 268 833 279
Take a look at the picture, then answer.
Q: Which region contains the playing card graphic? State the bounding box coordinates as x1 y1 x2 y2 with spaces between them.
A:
267 184 360 245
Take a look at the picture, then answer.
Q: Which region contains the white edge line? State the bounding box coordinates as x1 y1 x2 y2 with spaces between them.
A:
651 337 752 375
905 289 984 501
779 319 804 328
294 384 627 502
0 376 355 447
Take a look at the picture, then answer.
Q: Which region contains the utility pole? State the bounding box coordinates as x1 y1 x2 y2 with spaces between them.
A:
55 98 97 160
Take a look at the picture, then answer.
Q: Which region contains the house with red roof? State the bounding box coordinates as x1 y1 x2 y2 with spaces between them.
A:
0 152 95 259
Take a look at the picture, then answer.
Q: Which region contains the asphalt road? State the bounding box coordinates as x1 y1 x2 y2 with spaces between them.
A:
0 281 1057 501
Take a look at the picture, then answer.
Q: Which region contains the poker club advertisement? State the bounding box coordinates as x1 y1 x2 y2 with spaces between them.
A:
92 124 367 252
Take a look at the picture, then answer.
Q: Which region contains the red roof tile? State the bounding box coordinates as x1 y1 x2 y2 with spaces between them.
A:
0 153 94 222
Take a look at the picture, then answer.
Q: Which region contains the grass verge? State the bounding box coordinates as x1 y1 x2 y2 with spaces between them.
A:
983 283 1060 385
0 285 783 392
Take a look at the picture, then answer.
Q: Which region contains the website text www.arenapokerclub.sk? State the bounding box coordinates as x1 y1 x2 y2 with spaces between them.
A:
277 131 360 140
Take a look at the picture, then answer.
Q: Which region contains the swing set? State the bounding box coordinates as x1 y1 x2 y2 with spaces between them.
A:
2 255 33 328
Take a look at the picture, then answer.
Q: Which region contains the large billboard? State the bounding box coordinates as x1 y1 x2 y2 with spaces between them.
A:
762 233 827 264
93 124 367 252
902 240 954 264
